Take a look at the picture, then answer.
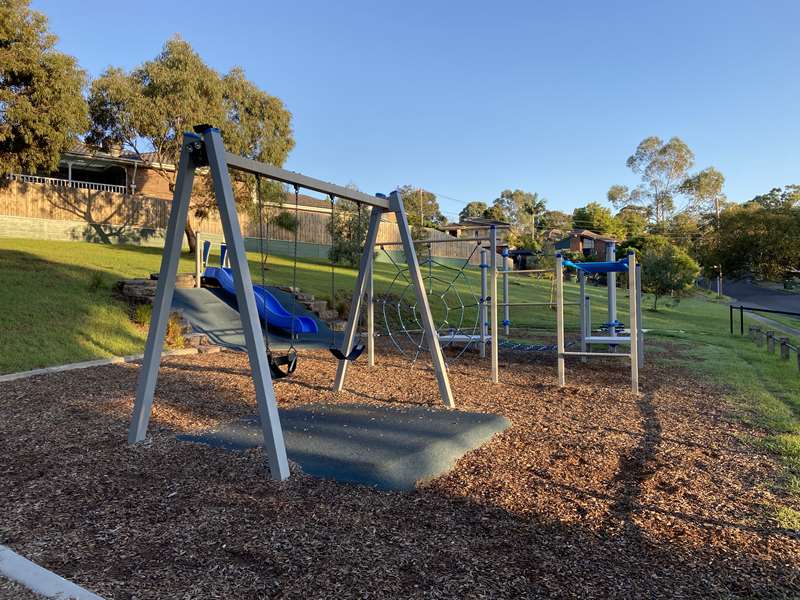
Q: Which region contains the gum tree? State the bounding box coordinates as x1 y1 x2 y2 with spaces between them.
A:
0 0 88 177
87 37 294 252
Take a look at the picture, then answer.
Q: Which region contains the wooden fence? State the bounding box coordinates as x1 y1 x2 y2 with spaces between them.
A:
0 180 488 263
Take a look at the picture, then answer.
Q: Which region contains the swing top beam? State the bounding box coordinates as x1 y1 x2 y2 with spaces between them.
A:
224 152 392 210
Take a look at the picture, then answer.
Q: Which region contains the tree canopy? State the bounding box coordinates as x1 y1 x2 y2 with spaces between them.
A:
0 0 88 176
87 36 294 250
458 201 488 222
702 198 800 281
680 167 726 215
399 186 446 229
639 235 700 310
608 136 696 224
571 202 619 236
748 185 800 210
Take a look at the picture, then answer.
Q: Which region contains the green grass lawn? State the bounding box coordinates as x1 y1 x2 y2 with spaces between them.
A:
2 238 799 521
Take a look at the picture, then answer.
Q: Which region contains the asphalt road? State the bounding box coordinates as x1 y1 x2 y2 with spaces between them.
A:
725 279 800 313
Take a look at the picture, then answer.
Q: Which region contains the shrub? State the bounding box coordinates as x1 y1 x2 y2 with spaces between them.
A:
639 235 700 310
328 199 370 267
87 271 106 293
132 303 152 326
130 304 185 348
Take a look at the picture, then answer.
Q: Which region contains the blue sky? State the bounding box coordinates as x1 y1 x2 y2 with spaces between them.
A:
35 0 800 220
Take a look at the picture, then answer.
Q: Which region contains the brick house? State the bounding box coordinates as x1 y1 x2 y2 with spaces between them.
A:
19 144 334 212
554 229 618 258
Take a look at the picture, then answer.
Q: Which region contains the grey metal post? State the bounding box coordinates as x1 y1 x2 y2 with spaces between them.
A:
128 136 197 445
334 206 385 391
195 231 203 288
607 241 617 350
390 192 455 407
489 226 499 383
636 263 644 367
203 128 289 479
502 251 510 336
579 270 587 363
585 295 592 350
628 251 639 395
479 249 488 359
367 253 375 367
556 253 565 386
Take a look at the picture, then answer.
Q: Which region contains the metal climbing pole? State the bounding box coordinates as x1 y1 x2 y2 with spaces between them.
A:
489 226 499 383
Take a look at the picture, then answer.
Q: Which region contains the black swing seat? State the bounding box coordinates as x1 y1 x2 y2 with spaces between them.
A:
267 350 297 379
329 344 366 362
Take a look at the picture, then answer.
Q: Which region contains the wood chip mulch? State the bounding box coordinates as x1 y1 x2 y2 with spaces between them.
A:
0 342 798 599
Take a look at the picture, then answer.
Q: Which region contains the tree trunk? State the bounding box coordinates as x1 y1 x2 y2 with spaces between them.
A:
185 221 197 254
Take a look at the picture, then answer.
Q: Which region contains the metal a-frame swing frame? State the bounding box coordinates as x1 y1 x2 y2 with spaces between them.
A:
127 126 455 481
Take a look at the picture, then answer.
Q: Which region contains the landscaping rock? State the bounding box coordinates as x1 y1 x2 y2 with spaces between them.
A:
119 279 157 303
150 272 196 288
311 300 329 313
319 309 339 322
198 345 222 354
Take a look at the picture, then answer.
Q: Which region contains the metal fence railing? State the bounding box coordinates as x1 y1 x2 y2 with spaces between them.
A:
8 173 128 194
730 304 800 372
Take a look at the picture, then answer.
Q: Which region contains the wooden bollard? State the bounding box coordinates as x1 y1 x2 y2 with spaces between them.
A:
749 325 760 342
767 331 776 353
780 337 790 360
755 327 764 346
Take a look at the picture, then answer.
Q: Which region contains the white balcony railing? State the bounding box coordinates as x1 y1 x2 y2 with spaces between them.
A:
8 173 127 194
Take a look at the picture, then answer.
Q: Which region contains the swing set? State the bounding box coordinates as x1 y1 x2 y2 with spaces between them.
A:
128 125 455 481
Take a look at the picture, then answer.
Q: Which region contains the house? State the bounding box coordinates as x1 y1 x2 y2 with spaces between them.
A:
554 229 618 258
439 217 511 249
9 143 335 212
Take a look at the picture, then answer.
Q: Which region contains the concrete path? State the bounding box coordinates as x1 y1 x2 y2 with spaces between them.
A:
0 545 106 599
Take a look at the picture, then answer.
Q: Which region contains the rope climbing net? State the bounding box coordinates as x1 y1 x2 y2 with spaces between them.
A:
376 241 483 365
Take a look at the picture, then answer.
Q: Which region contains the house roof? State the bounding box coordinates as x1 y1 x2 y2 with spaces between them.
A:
569 229 618 242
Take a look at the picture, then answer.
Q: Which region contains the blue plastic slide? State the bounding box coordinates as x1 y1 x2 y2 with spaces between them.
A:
203 266 319 334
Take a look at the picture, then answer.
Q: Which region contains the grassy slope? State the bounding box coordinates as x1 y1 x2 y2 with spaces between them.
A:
1 239 799 521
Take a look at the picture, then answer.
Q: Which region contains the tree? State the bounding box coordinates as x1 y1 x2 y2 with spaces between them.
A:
571 202 619 236
539 209 572 231
704 201 800 281
87 37 294 252
398 186 445 229
664 213 701 251
491 189 546 236
0 0 88 177
615 205 648 238
749 185 800 210
679 167 726 293
328 192 370 267
680 167 726 215
608 136 695 224
458 201 488 222
482 203 507 222
639 235 700 310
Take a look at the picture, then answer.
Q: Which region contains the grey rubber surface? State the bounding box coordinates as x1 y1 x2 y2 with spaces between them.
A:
172 287 339 351
178 402 510 490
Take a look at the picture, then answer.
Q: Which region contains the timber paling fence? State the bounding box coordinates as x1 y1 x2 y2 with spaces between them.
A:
730 304 800 372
